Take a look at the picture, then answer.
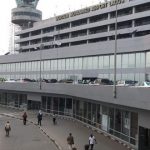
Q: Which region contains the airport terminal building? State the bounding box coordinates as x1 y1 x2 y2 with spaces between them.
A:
0 0 150 149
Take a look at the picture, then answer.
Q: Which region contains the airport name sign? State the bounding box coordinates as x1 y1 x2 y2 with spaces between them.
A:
56 0 125 21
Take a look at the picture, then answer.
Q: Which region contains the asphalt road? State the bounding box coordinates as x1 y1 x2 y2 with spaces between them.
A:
0 114 58 150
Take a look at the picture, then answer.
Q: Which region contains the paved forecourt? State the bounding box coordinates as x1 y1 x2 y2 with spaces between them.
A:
0 112 58 150
0 106 129 150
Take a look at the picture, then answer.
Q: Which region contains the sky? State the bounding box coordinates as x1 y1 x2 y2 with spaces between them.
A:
0 0 104 55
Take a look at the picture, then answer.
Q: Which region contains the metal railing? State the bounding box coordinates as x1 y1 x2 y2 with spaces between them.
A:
41 108 137 148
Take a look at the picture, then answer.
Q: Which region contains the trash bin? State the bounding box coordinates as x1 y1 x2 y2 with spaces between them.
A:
84 144 89 150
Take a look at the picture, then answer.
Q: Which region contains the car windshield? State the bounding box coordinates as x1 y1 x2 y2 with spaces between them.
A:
146 82 150 85
125 80 134 84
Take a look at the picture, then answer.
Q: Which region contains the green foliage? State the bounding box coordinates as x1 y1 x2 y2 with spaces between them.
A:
0 78 6 82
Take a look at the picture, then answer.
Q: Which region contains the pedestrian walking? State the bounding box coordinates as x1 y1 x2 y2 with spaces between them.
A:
67 133 74 150
5 121 11 137
22 112 27 125
37 110 43 126
52 113 56 125
89 134 97 150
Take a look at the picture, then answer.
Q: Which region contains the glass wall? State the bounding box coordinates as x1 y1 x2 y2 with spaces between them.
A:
0 92 27 108
0 92 138 146
0 93 7 105
0 51 149 82
41 95 138 146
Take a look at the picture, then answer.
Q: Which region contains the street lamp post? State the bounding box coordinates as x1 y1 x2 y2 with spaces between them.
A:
39 35 53 90
113 3 118 98
39 34 61 90
39 43 44 90
54 41 61 81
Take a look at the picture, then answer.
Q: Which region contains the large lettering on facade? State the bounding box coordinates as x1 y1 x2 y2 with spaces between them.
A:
56 0 125 21
70 8 91 17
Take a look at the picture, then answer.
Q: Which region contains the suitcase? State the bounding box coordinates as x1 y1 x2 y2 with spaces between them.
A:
84 144 89 150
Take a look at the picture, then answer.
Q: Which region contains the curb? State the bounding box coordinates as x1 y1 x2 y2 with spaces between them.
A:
0 107 136 150
0 113 62 150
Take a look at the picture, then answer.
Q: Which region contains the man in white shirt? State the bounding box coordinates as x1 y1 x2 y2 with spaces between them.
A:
5 121 11 137
89 134 96 150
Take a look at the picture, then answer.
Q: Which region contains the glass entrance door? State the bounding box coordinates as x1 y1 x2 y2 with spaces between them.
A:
139 126 150 150
28 100 41 110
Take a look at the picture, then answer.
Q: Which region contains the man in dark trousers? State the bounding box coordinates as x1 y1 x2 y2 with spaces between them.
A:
89 134 97 150
67 133 74 150
53 113 56 125
22 112 27 125
37 110 42 126
5 121 11 137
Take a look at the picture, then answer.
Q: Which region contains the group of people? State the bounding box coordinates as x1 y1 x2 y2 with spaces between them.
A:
5 110 56 137
37 110 57 126
4 112 27 137
24 110 57 126
5 110 97 150
23 110 57 126
67 133 97 150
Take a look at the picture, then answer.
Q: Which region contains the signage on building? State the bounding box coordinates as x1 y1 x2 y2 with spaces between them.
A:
56 0 125 21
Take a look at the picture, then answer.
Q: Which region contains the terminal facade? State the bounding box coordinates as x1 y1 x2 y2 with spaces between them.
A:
0 0 150 149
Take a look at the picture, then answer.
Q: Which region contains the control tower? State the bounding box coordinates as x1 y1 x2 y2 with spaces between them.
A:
11 0 42 29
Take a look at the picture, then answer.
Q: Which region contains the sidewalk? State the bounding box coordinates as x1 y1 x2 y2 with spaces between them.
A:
16 111 128 150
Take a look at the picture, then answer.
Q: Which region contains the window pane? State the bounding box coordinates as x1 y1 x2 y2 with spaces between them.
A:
141 53 145 68
70 59 74 70
66 59 70 70
83 57 88 69
99 56 104 69
58 59 61 70
128 53 135 68
110 55 114 69
146 52 150 67
88 57 93 69
51 60 57 70
92 56 98 69
117 55 121 68
78 58 82 70
122 54 128 68
103 56 109 69
62 59 65 70
74 58 79 70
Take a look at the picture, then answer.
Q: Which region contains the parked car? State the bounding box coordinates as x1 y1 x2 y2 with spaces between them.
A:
58 79 73 83
42 79 49 83
77 80 83 84
5 79 16 82
117 80 137 86
141 81 150 87
41 79 57 83
23 78 36 82
93 78 113 85
49 79 57 83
